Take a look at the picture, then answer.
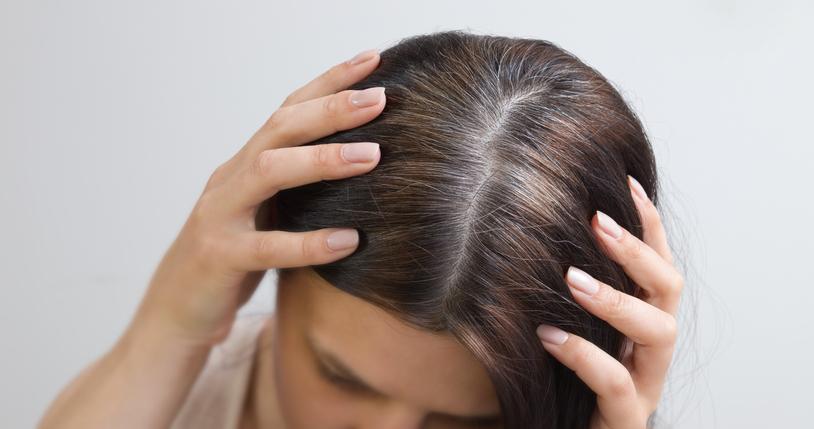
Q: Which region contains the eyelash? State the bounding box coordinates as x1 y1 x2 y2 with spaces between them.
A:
319 366 368 393
318 363 500 427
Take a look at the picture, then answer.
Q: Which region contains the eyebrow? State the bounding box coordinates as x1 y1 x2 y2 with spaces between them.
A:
306 331 503 425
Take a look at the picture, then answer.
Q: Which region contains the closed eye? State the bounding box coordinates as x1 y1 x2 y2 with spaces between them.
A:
318 360 500 427
308 332 502 427
316 358 376 394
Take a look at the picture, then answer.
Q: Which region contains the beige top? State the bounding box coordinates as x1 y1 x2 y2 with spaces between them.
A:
170 313 270 429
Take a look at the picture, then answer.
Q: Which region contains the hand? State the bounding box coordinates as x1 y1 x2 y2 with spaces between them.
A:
536 175 684 429
36 49 388 429
126 48 387 350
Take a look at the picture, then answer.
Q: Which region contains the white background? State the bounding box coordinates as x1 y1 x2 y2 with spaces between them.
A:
1 1 811 427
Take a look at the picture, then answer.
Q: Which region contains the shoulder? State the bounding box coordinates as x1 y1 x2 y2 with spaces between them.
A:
170 313 272 429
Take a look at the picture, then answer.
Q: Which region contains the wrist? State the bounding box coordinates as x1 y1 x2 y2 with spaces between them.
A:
93 324 214 427
113 320 213 373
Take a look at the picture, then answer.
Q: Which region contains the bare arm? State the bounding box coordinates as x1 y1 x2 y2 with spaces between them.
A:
37 324 211 428
36 47 385 429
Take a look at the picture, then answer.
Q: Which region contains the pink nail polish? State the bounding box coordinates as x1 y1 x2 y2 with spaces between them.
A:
566 266 599 295
596 210 623 240
341 142 380 163
628 175 648 201
537 324 568 345
350 87 385 108
326 229 359 251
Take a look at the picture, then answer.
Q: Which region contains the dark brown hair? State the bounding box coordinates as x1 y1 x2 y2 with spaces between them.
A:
268 30 659 429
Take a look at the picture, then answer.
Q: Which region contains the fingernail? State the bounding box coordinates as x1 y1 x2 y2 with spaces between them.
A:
628 175 648 201
596 210 623 240
347 49 378 66
537 324 568 345
350 87 385 108
341 142 380 163
326 229 359 251
566 266 599 295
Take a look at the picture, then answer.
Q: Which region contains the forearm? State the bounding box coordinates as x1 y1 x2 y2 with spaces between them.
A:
37 325 212 429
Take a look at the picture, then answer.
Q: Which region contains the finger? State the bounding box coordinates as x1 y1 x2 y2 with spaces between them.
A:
222 142 381 212
565 266 677 348
211 49 381 184
228 228 360 272
246 87 386 155
565 266 677 401
280 48 381 107
627 175 674 265
537 325 647 429
591 210 685 316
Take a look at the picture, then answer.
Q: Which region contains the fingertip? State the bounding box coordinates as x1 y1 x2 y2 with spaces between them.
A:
325 228 359 252
349 86 386 109
595 210 624 240
346 48 380 66
627 174 649 202
627 175 653 227
536 324 569 346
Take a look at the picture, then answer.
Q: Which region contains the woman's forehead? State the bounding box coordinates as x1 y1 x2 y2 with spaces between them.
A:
289 267 501 417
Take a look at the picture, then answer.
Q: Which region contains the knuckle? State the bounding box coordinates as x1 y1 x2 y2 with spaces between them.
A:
621 236 647 263
300 232 323 262
185 219 223 268
573 345 598 369
322 94 341 120
196 233 222 263
607 370 636 398
667 270 685 295
206 163 227 188
254 233 276 264
267 107 287 131
660 314 679 345
281 91 299 107
192 191 217 220
311 144 334 170
600 288 630 320
251 149 277 179
318 65 339 84
186 194 232 269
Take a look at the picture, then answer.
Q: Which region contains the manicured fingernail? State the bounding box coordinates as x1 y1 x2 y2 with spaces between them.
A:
342 142 380 163
350 87 385 108
537 324 568 345
347 49 378 66
566 266 599 295
628 175 648 201
596 210 623 240
326 229 359 251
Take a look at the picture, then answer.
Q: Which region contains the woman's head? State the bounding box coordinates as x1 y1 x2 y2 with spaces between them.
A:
266 30 658 428
272 266 502 428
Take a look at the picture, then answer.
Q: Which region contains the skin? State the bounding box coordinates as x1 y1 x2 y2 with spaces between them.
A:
37 47 683 429
240 266 502 429
240 175 681 429
537 175 684 428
